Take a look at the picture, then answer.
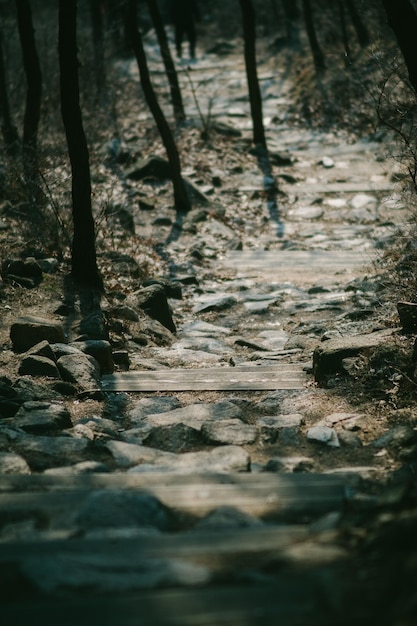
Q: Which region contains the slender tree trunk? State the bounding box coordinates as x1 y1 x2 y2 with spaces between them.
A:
89 0 106 98
16 0 43 205
301 0 326 73
338 0 351 65
59 0 102 289
382 0 417 96
345 0 370 48
239 0 266 149
126 0 191 213
281 0 300 47
0 28 19 156
147 0 185 123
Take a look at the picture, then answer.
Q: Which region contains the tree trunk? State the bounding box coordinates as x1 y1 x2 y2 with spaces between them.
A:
147 0 185 123
16 0 43 205
0 28 19 156
58 0 102 289
89 0 106 98
345 0 370 48
382 0 417 96
126 0 191 213
281 0 300 47
338 0 351 65
239 0 266 149
301 0 326 73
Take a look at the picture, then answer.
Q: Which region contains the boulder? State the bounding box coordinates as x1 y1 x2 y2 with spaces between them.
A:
13 401 72 434
128 284 176 333
313 329 396 384
18 355 61 378
10 316 66 352
69 340 114 374
57 353 103 398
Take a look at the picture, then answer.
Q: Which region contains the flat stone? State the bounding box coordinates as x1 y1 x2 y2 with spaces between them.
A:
105 440 176 468
350 193 377 209
72 489 177 531
127 397 182 423
173 337 234 355
13 401 72 434
43 461 109 475
18 355 61 378
288 206 324 220
307 425 340 447
201 419 257 445
12 377 63 402
143 423 203 453
258 414 304 443
127 445 250 474
0 451 31 474
13 434 91 471
192 294 238 314
179 321 232 337
313 329 396 383
143 401 242 430
370 425 417 449
10 316 66 352
264 456 315 473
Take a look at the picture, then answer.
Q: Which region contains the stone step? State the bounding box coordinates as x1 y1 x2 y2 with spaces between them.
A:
101 364 308 392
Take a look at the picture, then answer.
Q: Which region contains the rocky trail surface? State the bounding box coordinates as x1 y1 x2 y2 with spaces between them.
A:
1 37 417 625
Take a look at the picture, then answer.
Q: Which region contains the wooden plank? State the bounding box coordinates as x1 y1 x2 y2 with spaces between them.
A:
223 249 370 269
101 364 308 392
0 475 347 520
0 471 356 493
0 525 309 560
0 581 322 625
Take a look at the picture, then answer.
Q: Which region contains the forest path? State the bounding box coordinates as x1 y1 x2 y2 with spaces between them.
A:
2 36 414 625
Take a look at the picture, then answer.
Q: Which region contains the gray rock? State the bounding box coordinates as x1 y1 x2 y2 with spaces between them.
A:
370 425 417 449
18 355 61 378
143 401 242 431
125 155 170 181
128 444 250 474
43 460 109 475
70 340 114 374
0 451 31 474
23 340 56 362
307 425 340 447
201 419 257 445
143 423 203 453
105 440 177 468
72 489 177 531
258 414 303 443
50 343 83 359
128 396 182 423
57 353 102 397
192 294 238 314
337 430 363 447
264 456 315 473
10 316 66 352
313 329 396 383
78 311 109 340
179 321 232 337
13 377 64 402
13 434 91 471
194 506 263 530
128 285 176 334
77 417 122 439
14 401 72 434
